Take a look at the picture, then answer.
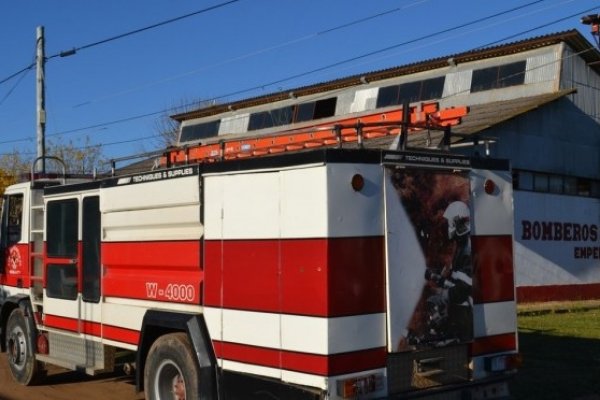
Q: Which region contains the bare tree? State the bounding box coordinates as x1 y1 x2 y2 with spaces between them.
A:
153 98 218 149
47 136 105 174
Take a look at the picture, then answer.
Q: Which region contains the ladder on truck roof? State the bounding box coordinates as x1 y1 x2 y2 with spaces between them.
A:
164 102 469 166
28 156 67 326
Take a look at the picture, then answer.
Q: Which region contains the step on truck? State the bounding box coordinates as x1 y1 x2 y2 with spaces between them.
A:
0 123 519 399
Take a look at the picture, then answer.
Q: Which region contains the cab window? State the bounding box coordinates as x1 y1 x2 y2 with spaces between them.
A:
4 194 23 245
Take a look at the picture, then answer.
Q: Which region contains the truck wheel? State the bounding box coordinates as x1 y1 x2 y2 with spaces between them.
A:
5 307 43 385
144 332 199 400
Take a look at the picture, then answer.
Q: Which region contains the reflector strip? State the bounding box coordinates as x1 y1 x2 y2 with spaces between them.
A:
471 333 516 357
43 314 140 346
213 341 386 376
472 235 515 304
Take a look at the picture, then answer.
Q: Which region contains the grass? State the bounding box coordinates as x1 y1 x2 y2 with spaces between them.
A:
510 304 600 400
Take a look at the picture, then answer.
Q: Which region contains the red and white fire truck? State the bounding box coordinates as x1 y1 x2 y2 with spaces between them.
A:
0 105 519 399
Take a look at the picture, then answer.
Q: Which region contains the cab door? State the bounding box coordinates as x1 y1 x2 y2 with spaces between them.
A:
0 191 26 288
44 194 101 337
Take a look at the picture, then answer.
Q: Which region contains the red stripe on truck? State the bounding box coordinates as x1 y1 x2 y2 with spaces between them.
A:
472 235 515 304
213 340 386 376
471 333 516 356
204 237 385 317
102 241 203 304
44 314 140 345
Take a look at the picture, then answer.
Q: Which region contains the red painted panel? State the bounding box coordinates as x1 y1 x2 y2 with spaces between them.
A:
213 340 386 376
0 243 30 288
81 319 102 336
44 314 78 332
280 239 328 315
103 324 140 345
102 241 201 269
470 333 516 356
472 235 515 304
204 237 385 317
517 283 600 303
44 314 140 346
102 241 203 304
283 347 387 376
327 237 385 316
204 240 281 312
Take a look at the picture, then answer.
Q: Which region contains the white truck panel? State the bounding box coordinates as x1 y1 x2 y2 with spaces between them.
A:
102 204 202 242
204 163 383 240
473 301 517 338
470 169 514 236
101 173 199 213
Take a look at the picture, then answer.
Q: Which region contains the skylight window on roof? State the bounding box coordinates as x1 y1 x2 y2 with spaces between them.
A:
179 120 221 143
376 76 445 108
248 106 293 131
471 61 527 93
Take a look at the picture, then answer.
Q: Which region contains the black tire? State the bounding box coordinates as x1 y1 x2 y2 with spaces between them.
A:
144 332 200 400
5 307 43 385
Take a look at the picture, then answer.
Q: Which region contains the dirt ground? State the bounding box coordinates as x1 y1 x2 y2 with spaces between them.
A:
0 354 144 400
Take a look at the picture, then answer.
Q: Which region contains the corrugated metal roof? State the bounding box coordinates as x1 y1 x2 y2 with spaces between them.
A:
453 88 576 135
347 88 576 150
173 30 597 122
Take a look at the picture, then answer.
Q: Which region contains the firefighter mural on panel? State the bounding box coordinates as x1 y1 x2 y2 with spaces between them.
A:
389 168 473 350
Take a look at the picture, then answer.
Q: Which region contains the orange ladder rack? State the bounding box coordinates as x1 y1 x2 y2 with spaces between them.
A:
165 102 468 166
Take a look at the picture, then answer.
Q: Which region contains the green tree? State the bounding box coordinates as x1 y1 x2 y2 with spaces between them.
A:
0 150 29 196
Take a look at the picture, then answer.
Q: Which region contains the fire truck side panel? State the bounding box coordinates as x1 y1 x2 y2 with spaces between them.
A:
0 151 518 398
203 162 387 397
469 167 518 381
99 171 203 336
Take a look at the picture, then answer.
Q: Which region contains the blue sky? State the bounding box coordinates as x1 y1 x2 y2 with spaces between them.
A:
0 0 599 164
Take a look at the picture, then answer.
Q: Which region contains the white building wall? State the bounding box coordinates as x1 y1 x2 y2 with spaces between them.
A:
514 190 600 287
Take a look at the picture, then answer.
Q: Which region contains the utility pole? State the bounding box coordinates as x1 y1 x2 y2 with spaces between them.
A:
36 25 46 173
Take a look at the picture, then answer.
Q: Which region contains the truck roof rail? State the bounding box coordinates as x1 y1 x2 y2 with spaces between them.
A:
30 156 67 187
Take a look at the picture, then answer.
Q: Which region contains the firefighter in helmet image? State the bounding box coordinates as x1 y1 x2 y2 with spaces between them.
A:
423 200 473 345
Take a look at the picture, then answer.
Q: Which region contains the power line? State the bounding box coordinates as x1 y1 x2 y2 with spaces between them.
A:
0 1 593 150
74 0 547 110
0 68 32 107
313 0 581 82
46 0 243 60
0 54 585 159
0 0 242 88
155 0 551 108
0 63 35 87
478 5 600 48
71 0 433 108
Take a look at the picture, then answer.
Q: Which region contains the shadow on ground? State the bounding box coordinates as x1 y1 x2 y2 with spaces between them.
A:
510 331 600 400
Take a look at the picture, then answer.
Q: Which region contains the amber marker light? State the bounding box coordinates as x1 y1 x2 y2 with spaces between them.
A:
484 179 496 195
351 174 365 191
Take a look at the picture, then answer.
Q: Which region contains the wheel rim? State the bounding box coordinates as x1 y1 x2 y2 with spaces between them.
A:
154 359 186 400
7 324 27 372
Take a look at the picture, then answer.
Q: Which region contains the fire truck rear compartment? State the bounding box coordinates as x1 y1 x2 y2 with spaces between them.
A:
387 344 469 394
